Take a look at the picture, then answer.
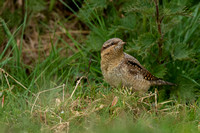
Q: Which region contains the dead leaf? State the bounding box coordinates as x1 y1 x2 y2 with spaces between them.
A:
111 96 118 107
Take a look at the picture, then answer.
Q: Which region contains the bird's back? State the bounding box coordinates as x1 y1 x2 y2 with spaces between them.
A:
123 53 176 88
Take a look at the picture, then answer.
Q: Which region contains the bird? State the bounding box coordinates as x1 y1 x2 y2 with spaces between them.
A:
100 38 176 93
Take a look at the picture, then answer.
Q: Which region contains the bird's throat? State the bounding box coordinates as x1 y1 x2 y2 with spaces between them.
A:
101 51 124 71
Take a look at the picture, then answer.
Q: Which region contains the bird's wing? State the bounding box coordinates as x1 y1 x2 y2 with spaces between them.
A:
124 53 159 81
124 53 176 86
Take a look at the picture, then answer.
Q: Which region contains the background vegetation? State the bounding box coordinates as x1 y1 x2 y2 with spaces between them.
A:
0 0 200 132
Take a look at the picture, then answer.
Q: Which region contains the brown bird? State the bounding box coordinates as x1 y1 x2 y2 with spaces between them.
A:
101 38 175 93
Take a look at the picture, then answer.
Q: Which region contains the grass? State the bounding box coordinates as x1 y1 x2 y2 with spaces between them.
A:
0 0 200 132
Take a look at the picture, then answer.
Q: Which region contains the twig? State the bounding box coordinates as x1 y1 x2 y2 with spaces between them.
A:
154 0 164 61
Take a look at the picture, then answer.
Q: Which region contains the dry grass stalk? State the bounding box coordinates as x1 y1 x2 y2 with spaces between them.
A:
155 88 158 113
51 122 69 133
70 76 85 99
0 68 36 97
62 84 65 102
139 92 155 102
158 100 173 105
31 84 64 114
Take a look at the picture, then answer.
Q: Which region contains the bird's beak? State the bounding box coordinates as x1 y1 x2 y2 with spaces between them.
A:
120 41 126 45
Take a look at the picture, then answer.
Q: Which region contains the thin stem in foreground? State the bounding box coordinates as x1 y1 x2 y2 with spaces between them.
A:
154 0 164 61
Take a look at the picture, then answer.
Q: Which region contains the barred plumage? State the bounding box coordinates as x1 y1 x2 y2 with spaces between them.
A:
101 38 176 93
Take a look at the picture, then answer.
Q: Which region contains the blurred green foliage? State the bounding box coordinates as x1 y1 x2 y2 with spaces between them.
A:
0 0 200 132
71 0 200 101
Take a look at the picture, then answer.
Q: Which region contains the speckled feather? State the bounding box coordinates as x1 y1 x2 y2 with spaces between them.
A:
101 38 175 93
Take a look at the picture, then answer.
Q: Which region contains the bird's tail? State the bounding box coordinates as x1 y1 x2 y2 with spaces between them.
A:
151 79 176 86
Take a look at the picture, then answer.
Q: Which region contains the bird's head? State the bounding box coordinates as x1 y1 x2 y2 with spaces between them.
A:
101 38 125 57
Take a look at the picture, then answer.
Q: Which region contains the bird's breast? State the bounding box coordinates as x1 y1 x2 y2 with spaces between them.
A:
101 58 123 87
